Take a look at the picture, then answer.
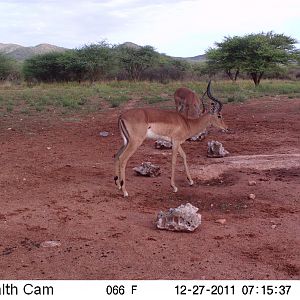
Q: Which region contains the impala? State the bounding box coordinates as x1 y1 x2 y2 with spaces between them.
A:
174 87 206 118
114 81 227 197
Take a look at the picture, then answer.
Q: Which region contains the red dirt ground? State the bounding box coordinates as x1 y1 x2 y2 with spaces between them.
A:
0 97 299 280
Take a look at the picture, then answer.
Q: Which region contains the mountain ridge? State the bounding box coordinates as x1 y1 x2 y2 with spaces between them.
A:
0 42 206 62
0 43 67 61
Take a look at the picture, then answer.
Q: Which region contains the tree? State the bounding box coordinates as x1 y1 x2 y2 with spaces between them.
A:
22 41 117 83
77 41 117 82
141 55 192 83
117 45 159 81
0 53 18 81
57 50 86 82
23 52 65 82
242 32 297 85
206 32 297 85
206 36 245 81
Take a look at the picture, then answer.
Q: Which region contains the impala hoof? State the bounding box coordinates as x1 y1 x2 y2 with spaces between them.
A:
173 186 178 193
189 179 194 186
123 191 129 197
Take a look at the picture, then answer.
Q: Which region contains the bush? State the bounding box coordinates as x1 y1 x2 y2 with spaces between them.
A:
0 53 20 82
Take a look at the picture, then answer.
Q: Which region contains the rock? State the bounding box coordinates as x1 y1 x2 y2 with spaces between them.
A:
271 224 277 229
188 130 208 141
133 162 161 177
248 180 257 186
215 218 226 225
154 139 172 149
99 131 109 137
207 141 229 158
40 241 61 248
156 203 201 232
248 193 256 200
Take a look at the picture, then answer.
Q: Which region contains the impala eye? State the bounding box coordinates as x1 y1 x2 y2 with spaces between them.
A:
218 115 222 119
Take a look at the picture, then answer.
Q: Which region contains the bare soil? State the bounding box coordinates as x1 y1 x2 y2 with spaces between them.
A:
0 97 299 280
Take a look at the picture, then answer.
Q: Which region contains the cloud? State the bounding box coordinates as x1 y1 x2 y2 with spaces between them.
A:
0 0 299 56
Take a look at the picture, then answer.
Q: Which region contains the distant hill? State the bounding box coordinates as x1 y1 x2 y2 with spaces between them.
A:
120 42 141 50
0 41 206 62
120 42 206 62
0 43 67 61
179 54 207 63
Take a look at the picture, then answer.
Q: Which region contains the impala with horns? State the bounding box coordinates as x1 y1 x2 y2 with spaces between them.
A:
114 81 227 197
174 87 206 119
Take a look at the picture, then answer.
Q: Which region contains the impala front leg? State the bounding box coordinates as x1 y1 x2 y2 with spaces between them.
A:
171 142 179 192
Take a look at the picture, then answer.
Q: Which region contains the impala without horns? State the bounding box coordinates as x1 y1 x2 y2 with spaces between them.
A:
114 81 228 197
174 87 206 119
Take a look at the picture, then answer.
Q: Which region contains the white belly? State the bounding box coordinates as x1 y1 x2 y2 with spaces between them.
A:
146 128 171 142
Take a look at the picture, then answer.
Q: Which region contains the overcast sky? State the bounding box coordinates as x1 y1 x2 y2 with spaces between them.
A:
1 0 299 57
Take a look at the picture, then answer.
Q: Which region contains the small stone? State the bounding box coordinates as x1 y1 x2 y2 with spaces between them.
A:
271 224 277 229
248 180 257 186
46 147 51 150
154 139 172 149
215 218 226 225
99 131 109 137
133 162 161 177
40 241 61 248
188 130 208 141
207 141 229 158
248 193 256 200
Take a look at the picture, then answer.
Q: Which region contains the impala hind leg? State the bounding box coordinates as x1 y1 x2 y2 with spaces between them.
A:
118 139 143 197
178 145 193 186
114 144 126 190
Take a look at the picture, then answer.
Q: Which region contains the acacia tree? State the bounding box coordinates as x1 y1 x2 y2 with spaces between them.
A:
23 41 117 83
206 36 245 81
23 52 64 82
57 50 86 82
242 32 297 85
206 32 297 85
0 53 19 81
117 45 159 81
77 41 117 82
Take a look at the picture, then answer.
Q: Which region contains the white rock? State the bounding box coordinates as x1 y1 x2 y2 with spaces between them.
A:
207 140 229 158
99 131 109 137
133 162 161 177
215 218 226 225
248 180 257 186
156 203 201 232
154 139 172 149
40 240 61 248
188 130 208 141
248 193 256 200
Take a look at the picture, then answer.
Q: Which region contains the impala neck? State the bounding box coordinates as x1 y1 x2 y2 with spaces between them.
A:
187 113 214 137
